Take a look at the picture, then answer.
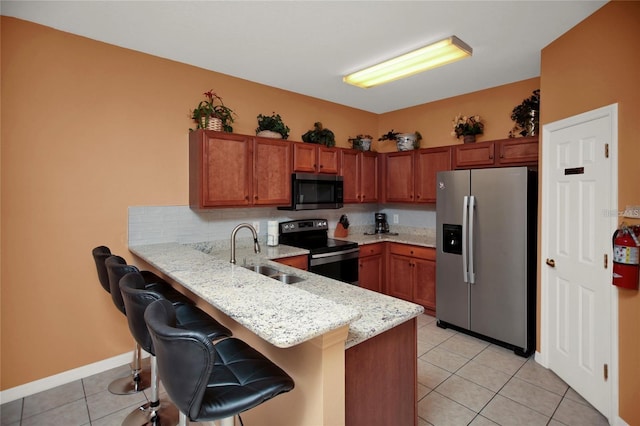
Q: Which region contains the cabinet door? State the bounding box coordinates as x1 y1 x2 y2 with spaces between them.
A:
384 151 414 202
387 253 413 301
413 257 436 315
360 152 379 203
317 146 340 174
253 138 291 205
359 254 384 293
293 143 317 173
359 243 384 293
415 147 451 203
496 137 538 166
189 131 251 208
340 149 360 203
453 141 495 169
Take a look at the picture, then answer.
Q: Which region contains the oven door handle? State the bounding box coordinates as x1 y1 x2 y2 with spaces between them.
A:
309 248 360 260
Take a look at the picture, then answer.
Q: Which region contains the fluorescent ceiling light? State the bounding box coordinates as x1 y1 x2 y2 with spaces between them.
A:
343 36 472 89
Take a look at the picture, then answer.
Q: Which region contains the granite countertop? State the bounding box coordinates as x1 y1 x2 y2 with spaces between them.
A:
129 242 424 350
336 231 436 248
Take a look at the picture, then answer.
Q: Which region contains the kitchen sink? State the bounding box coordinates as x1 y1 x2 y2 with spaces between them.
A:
242 264 305 284
243 264 280 276
270 273 305 284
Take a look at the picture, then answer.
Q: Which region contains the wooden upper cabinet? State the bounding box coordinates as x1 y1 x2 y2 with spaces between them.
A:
496 136 539 166
189 130 291 208
253 137 292 205
453 137 538 169
341 150 378 203
414 147 451 203
190 131 252 208
384 151 415 202
360 152 378 203
293 143 340 174
340 149 359 203
453 141 496 169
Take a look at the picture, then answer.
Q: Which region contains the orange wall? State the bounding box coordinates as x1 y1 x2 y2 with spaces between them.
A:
540 1 640 423
375 78 540 152
0 16 378 390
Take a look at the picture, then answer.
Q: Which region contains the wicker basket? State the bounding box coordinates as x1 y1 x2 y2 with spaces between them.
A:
200 116 223 131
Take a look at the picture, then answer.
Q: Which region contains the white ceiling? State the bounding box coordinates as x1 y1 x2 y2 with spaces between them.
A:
2 1 606 114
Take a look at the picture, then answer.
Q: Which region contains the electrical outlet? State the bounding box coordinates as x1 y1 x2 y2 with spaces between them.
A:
252 221 260 233
393 214 399 224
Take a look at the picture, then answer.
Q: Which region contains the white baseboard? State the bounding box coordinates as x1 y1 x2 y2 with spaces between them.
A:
0 350 150 404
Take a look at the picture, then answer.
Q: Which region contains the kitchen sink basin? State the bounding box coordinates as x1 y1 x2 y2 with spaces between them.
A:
270 273 305 284
243 264 280 276
242 264 305 284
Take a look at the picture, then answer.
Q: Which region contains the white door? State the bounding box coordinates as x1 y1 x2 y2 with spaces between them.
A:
540 104 618 420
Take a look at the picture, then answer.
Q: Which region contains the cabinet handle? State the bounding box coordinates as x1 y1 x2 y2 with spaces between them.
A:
489 154 494 159
254 195 258 200
320 164 324 169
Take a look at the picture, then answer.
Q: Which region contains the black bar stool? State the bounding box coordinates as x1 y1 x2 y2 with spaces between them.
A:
119 271 232 426
104 254 199 397
92 246 151 395
145 299 295 426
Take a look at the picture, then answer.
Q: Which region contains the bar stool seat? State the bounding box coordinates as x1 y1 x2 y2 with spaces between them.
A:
119 272 231 426
145 299 295 426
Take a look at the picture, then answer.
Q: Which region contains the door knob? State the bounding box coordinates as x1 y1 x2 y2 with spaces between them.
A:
546 258 556 267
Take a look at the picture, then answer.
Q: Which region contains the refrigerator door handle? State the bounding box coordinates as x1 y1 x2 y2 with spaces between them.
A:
468 195 476 284
462 195 469 283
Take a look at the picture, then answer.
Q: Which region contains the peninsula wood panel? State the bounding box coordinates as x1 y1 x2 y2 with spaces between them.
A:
345 318 417 426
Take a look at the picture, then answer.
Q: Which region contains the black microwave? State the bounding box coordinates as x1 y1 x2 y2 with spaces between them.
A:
278 173 344 211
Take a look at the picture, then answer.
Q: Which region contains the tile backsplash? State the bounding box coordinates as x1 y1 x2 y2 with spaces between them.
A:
128 204 436 246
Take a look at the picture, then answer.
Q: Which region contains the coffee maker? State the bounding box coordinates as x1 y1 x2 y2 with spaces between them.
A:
375 213 390 234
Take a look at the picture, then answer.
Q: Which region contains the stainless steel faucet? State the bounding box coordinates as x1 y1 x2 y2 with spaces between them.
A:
230 223 261 264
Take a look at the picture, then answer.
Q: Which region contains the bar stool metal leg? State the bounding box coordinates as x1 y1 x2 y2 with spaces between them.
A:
122 355 179 426
107 342 151 395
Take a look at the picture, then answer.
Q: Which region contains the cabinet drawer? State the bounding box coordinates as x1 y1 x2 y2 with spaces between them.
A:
274 254 308 270
388 243 435 260
359 243 384 257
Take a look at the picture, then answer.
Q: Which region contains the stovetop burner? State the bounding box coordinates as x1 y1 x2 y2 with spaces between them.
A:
279 219 358 254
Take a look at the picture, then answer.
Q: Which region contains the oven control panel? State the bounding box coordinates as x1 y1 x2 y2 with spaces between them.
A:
279 219 328 234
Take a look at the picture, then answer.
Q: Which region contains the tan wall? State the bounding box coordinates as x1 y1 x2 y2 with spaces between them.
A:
375 78 540 152
540 1 640 423
0 16 377 390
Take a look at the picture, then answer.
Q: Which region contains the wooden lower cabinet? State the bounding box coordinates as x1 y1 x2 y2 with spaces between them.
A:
387 243 436 315
274 254 308 271
358 243 384 292
346 318 417 426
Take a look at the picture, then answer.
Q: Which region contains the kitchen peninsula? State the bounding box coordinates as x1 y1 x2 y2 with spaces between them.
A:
130 241 424 426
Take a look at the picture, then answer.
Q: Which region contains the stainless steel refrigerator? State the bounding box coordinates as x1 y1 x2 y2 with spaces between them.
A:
436 167 537 356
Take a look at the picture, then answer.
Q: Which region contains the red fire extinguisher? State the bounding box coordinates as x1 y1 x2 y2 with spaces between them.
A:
612 224 640 290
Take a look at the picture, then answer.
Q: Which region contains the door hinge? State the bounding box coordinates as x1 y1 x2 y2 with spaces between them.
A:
605 143 609 158
604 364 609 381
604 254 608 269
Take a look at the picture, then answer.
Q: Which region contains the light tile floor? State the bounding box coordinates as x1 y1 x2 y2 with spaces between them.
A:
1 314 610 425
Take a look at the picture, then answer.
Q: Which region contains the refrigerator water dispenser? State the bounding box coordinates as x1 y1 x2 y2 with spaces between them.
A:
442 224 462 255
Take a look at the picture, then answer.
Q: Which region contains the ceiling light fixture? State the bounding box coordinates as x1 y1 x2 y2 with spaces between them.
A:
343 36 472 89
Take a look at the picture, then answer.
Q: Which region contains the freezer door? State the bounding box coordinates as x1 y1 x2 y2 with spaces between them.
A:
436 170 471 329
469 167 529 348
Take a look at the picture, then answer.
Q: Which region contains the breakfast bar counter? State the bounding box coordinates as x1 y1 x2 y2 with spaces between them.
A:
130 241 423 426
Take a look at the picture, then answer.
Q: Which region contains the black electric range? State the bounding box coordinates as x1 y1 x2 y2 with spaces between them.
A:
279 219 359 284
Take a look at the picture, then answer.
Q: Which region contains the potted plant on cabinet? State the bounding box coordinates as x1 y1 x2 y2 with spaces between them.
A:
255 112 290 139
301 122 336 147
452 114 484 143
191 89 236 132
348 134 373 151
509 89 540 138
